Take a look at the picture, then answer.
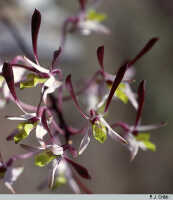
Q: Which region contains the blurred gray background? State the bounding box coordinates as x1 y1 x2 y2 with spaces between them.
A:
0 0 172 194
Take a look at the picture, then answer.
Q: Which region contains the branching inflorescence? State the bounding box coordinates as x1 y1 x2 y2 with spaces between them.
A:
0 0 166 194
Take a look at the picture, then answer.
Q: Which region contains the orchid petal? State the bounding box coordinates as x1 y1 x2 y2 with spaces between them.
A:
13 151 39 160
35 122 47 141
49 161 58 189
20 144 40 152
78 126 91 155
51 47 62 70
129 37 159 67
64 157 91 179
104 64 127 112
32 9 41 64
43 76 62 103
124 83 138 110
134 122 166 132
111 121 130 132
68 177 81 194
65 75 89 120
97 46 104 71
47 145 63 156
4 166 24 193
79 0 87 11
79 21 110 35
2 62 18 102
126 134 139 161
23 56 49 74
4 182 15 194
7 113 36 121
100 118 127 144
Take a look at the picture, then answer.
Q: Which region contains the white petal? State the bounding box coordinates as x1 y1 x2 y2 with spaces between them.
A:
7 113 36 121
0 65 3 73
100 117 127 144
126 134 139 161
68 177 80 194
47 144 63 156
49 163 58 189
36 122 47 140
123 67 136 80
24 56 49 74
13 67 26 83
43 76 62 103
79 20 110 35
0 99 6 108
3 83 10 99
4 166 24 186
78 127 91 155
124 83 138 110
135 123 165 131
4 182 15 194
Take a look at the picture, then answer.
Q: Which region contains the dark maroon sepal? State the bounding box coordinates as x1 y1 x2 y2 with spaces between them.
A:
64 157 91 179
31 9 41 64
65 75 89 120
51 47 62 70
79 0 87 11
104 64 128 112
97 46 104 71
129 37 159 67
111 121 130 132
2 62 18 102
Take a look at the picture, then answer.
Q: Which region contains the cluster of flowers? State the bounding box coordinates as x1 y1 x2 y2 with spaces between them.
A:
0 0 165 194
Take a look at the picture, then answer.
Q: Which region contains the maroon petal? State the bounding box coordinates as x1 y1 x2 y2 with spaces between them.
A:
129 37 159 67
97 46 104 71
79 0 87 11
111 121 130 132
104 64 127 112
135 80 146 128
51 47 62 70
2 62 18 102
64 157 91 179
31 9 41 64
65 75 89 120
20 144 39 152
12 152 38 161
135 122 167 132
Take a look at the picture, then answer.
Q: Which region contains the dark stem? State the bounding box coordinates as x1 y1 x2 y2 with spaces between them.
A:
48 94 71 142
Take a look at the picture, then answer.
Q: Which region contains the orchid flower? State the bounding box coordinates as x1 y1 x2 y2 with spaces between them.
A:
15 9 62 103
0 153 23 194
112 80 166 161
18 137 91 194
96 38 159 109
4 76 54 144
61 0 110 47
65 64 128 155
